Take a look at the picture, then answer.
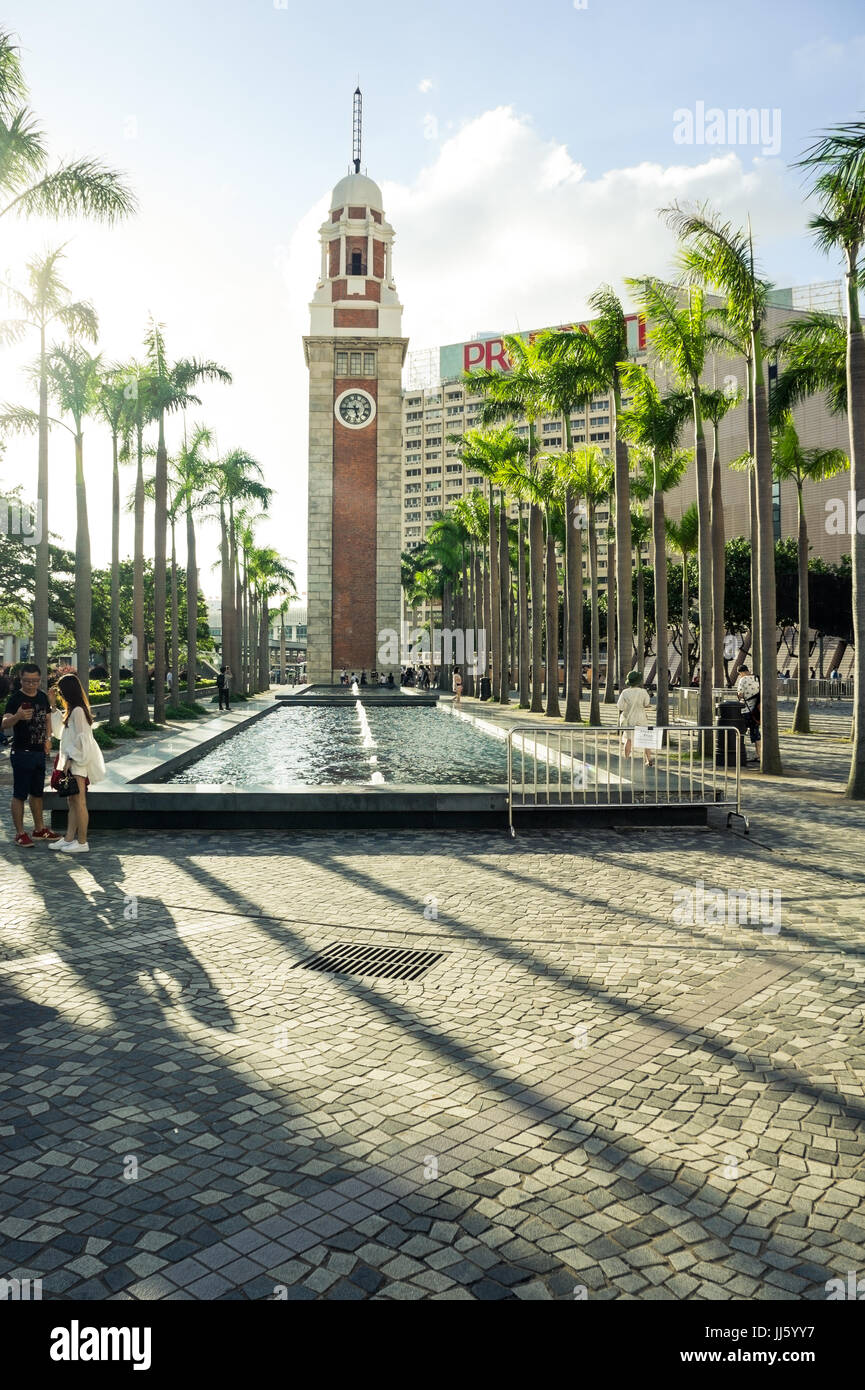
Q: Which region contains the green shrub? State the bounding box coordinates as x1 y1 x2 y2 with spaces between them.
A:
165 704 199 721
93 726 116 749
104 721 138 739
182 701 211 716
128 718 161 731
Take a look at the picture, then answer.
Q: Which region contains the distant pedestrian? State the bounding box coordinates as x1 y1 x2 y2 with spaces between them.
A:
830 668 841 699
452 668 463 706
216 666 230 710
617 670 654 766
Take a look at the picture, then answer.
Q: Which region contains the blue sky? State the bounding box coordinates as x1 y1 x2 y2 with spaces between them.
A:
1 0 864 589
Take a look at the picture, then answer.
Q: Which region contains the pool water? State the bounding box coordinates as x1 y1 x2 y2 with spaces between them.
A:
165 703 514 787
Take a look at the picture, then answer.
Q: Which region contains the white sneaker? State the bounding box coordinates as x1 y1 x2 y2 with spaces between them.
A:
60 840 89 854
49 837 71 850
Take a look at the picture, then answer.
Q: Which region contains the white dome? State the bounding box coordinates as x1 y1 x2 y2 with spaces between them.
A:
330 172 383 213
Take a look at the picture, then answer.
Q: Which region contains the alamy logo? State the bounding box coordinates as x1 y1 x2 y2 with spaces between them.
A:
0 1275 42 1300
0 499 42 545
50 1321 152 1370
672 879 781 933
672 102 781 157
825 1271 865 1300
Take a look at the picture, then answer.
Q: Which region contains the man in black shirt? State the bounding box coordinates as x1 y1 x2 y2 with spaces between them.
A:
2 663 61 847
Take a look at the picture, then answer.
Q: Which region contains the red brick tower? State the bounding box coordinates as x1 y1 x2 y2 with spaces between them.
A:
304 90 408 683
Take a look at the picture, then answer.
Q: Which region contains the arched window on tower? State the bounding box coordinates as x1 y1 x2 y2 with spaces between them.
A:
351 250 364 275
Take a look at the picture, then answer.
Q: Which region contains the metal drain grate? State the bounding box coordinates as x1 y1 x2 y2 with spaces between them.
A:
296 942 446 982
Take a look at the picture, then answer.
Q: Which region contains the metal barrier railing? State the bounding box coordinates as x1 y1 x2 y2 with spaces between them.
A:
507 723 748 836
778 677 853 701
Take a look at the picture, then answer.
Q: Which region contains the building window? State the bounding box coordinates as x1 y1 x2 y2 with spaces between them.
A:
363 352 376 377
405 483 421 494
445 463 462 474
336 351 348 376
467 476 483 486
425 466 441 475
405 426 422 437
425 481 441 491
405 411 423 421
406 467 421 477
349 351 362 375
351 250 363 275
406 454 421 463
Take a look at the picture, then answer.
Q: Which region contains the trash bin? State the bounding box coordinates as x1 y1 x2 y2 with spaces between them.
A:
716 700 751 768
479 676 492 701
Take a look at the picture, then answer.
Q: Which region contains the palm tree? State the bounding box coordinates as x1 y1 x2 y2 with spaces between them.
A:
619 364 692 727
6 343 102 679
630 505 651 680
663 201 781 774
0 28 136 231
46 343 102 678
94 367 134 726
539 287 634 689
704 301 761 680
666 504 700 690
0 248 97 680
456 427 527 702
627 277 715 737
120 360 154 723
172 424 215 700
144 319 231 719
772 416 848 733
202 449 270 691
566 447 614 725
467 336 547 710
701 384 741 687
795 120 865 794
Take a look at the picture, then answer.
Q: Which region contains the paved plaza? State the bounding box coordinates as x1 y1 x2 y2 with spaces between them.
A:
0 704 863 1301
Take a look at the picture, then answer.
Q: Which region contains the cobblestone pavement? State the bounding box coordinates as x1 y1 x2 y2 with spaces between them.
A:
0 719 863 1301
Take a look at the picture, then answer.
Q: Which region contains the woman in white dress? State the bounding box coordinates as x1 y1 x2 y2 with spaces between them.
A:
50 673 106 854
616 670 654 766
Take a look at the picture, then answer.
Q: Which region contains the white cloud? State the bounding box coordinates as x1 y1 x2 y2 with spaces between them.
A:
418 78 434 93
0 105 814 596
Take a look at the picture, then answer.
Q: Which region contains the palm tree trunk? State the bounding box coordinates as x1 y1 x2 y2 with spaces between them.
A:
753 349 782 773
747 384 760 681
589 506 601 726
186 500 198 700
280 610 287 684
693 396 714 734
564 487 583 723
792 483 810 735
170 522 180 706
636 555 645 681
487 495 499 697
682 555 691 688
845 251 865 797
109 430 121 727
518 504 530 707
153 411 168 723
498 497 510 704
35 327 49 684
653 482 671 727
711 422 726 688
604 540 616 702
131 424 147 723
529 502 544 712
74 433 91 683
613 402 632 686
544 517 560 717
220 505 233 681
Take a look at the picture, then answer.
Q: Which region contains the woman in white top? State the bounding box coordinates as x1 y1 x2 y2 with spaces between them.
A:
50 672 106 854
616 670 654 766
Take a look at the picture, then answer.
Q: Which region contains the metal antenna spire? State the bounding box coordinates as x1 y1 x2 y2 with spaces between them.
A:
352 86 362 174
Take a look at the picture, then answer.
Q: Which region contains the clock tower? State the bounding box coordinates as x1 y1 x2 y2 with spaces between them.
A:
304 89 408 685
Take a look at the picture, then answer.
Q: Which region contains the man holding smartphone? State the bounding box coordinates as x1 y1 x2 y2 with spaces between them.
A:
2 663 61 846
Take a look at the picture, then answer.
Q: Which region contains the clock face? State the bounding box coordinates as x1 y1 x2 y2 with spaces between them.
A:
335 389 376 429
